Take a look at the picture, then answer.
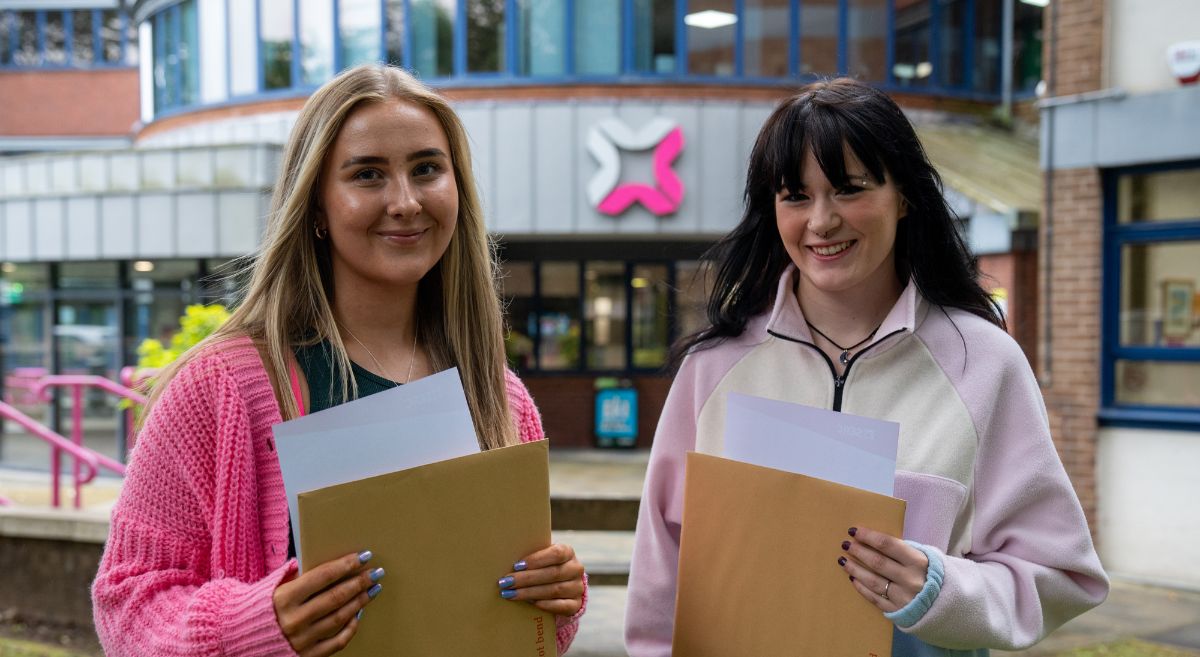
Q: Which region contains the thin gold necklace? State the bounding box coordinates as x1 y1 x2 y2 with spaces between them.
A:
340 323 419 385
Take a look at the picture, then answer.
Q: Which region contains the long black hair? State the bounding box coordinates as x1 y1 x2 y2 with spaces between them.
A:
671 78 1004 368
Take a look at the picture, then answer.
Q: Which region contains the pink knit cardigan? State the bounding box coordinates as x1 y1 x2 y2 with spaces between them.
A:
92 336 584 656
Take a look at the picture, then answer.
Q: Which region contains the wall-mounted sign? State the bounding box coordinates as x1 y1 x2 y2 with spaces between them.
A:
1168 42 1200 85
586 118 685 217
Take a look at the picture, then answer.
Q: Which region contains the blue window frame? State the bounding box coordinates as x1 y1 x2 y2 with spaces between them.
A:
1101 161 1200 430
152 1 200 113
0 7 135 70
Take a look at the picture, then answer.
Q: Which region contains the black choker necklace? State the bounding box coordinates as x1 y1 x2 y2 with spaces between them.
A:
805 321 881 365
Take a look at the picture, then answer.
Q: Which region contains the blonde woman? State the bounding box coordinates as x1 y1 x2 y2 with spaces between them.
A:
92 64 587 657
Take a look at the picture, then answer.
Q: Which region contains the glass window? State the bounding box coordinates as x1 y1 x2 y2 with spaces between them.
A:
153 11 170 110
466 0 505 73
99 10 123 64
300 0 334 84
261 0 295 89
848 0 887 82
201 259 248 306
1119 242 1200 348
631 264 669 369
128 260 201 350
586 261 626 370
340 0 382 68
799 0 838 76
675 260 712 340
59 262 120 290
1012 0 1042 94
575 0 620 75
411 0 455 78
633 0 675 74
1118 170 1200 225
385 0 404 65
179 1 199 105
686 0 735 76
501 262 536 370
744 0 789 78
1114 361 1200 409
518 0 565 76
0 12 12 66
972 0 1001 94
73 10 95 66
13 12 37 66
44 11 67 66
0 290 51 428
539 262 580 370
936 0 967 87
893 0 932 86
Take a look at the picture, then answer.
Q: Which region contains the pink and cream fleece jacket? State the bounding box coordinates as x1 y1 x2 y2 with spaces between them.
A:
92 336 584 657
624 266 1108 657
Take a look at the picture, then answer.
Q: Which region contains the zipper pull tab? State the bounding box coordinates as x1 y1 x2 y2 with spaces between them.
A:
835 376 845 389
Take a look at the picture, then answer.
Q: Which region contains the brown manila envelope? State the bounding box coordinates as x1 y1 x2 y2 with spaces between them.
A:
672 452 906 657
297 439 557 657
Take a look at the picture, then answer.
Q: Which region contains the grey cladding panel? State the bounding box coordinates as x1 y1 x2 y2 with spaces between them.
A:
493 105 534 233
575 103 620 235
532 104 575 234
176 193 218 257
34 199 65 260
66 197 101 260
458 106 496 221
100 196 136 259
697 104 743 234
137 195 175 257
3 201 33 261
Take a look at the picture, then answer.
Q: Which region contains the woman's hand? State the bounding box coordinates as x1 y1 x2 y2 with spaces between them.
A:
496 543 586 617
273 550 385 657
839 526 928 613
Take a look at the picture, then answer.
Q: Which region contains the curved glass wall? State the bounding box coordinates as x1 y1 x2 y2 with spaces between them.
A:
141 0 1042 116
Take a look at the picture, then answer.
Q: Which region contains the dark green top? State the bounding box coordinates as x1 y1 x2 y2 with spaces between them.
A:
293 339 401 413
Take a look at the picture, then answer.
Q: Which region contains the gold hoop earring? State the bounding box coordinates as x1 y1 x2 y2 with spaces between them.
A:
315 225 328 240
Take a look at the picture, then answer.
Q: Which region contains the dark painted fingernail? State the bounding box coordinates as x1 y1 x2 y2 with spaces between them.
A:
850 575 856 582
513 560 527 572
367 583 382 599
498 576 515 588
358 550 373 564
848 527 858 537
841 541 851 551
369 567 385 582
500 588 518 599
356 609 364 621
838 556 847 567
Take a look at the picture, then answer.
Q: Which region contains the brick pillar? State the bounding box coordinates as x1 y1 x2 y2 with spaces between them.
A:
1039 0 1106 529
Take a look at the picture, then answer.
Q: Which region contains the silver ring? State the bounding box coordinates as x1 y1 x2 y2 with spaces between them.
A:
882 580 891 600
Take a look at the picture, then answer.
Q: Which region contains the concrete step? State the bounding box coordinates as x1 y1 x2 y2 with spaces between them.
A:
552 530 633 586
551 495 639 531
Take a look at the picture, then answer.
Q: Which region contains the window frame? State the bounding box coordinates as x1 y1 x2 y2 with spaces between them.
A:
0 8 135 71
1100 160 1200 431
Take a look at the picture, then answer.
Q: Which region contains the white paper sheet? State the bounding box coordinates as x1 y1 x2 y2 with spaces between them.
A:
723 393 899 496
273 367 480 567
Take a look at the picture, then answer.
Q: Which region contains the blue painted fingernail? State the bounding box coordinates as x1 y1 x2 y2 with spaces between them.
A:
370 567 385 582
513 560 527 572
358 550 373 564
500 588 518 599
367 583 382 599
498 576 515 588
356 609 364 621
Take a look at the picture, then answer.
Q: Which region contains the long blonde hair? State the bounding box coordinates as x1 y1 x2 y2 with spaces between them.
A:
146 64 518 450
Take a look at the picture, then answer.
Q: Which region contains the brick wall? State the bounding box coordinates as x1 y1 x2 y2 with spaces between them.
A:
1038 0 1106 528
0 69 139 137
524 374 671 449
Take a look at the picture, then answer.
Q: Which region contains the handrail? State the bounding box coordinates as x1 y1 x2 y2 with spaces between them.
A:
0 400 122 508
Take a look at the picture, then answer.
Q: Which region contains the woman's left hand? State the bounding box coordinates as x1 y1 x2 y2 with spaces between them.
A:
496 543 586 617
839 526 929 613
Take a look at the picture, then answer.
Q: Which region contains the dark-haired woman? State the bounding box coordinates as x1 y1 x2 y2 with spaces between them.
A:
624 78 1108 656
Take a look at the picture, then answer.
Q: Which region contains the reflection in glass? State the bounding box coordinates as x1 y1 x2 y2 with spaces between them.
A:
1118 169 1200 225
101 10 123 63
385 0 404 65
467 0 506 73
937 0 966 87
44 11 67 66
14 12 37 66
539 262 580 369
518 0 565 75
847 0 887 81
632 265 669 369
261 0 295 89
73 10 94 65
586 262 626 370
686 0 735 76
893 0 932 86
575 0 620 75
1012 0 1042 93
633 0 675 74
179 1 199 105
970 0 1000 94
1120 242 1200 348
1115 361 1200 409
744 0 789 77
301 0 334 84
799 0 838 76
340 0 382 68
675 261 713 340
0 12 11 66
56 300 122 462
501 262 536 370
411 0 455 77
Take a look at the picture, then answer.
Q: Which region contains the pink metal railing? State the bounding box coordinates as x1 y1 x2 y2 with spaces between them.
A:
0 400 122 508
27 375 144 508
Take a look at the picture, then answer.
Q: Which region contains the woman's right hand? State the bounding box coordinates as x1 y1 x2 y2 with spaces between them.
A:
273 550 385 657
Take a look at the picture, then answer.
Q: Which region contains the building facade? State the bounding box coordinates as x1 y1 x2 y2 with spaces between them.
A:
2 0 1043 465
1039 0 1200 589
